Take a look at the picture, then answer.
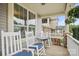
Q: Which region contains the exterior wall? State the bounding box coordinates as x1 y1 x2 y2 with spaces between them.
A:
0 3 8 32
0 3 8 55
43 27 51 33
50 19 57 29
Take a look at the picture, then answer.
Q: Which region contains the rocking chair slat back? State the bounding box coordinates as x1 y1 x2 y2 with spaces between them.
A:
1 31 22 56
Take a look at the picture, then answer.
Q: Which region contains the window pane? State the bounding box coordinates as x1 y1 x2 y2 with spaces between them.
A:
28 19 36 35
29 11 35 19
20 6 24 19
42 18 47 23
14 4 27 38
14 3 20 18
24 8 27 25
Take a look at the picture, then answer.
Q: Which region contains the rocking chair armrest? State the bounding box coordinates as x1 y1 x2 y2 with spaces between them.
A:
31 45 38 49
22 48 34 51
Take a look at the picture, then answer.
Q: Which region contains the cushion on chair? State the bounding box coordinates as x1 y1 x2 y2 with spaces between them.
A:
13 51 32 56
29 43 43 50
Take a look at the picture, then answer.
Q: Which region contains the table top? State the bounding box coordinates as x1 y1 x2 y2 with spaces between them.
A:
36 36 49 40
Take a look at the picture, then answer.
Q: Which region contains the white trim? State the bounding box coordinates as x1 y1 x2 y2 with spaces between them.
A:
13 34 16 52
67 34 79 56
67 34 79 44
16 34 20 50
1 31 5 56
5 35 9 55
10 34 13 53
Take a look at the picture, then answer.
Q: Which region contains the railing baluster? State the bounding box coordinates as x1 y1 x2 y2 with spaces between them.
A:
19 31 22 50
10 33 13 53
1 31 5 56
5 35 9 55
17 34 19 50
13 34 16 52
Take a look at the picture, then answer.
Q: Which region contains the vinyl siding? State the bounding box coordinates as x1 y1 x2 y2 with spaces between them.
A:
0 3 8 31
0 3 8 56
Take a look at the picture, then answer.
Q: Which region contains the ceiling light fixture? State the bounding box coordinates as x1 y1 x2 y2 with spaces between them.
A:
41 3 46 5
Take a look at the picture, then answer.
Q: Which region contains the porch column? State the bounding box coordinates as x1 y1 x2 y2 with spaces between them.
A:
8 3 14 32
65 24 69 33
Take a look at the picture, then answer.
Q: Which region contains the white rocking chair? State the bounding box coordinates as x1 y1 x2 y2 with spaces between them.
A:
25 31 46 56
1 31 34 56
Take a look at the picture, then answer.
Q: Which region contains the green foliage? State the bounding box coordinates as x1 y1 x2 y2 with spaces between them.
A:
69 25 75 33
65 17 76 24
67 6 79 40
68 6 79 18
65 6 79 24
72 25 79 40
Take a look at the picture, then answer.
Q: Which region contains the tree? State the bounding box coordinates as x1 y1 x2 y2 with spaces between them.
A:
65 16 76 24
65 6 79 24
68 6 79 18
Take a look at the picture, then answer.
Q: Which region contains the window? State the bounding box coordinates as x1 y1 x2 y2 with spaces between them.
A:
29 11 35 19
28 19 36 35
14 4 36 38
42 18 47 23
14 4 27 25
28 11 36 35
14 4 20 19
24 9 27 25
57 16 65 26
14 4 27 38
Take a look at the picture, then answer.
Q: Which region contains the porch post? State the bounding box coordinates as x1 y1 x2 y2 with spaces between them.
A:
8 3 14 32
65 24 69 33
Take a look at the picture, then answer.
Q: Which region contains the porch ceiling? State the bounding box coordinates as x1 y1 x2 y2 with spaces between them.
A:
20 3 66 17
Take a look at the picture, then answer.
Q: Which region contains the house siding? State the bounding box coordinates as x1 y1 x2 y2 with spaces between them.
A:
0 3 8 31
0 3 8 56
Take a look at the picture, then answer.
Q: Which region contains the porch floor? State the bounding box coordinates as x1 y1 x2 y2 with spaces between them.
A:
45 45 69 56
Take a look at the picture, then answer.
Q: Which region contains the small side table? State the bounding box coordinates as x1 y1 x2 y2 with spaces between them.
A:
36 37 51 48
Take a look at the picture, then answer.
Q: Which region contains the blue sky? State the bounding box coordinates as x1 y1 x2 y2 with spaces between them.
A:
57 3 79 26
57 16 79 26
74 19 79 25
57 16 65 26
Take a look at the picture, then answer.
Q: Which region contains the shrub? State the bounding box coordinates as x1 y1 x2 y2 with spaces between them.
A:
72 25 79 40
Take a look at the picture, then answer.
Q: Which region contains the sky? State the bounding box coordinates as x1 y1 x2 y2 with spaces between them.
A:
57 16 79 26
57 16 65 26
74 19 79 25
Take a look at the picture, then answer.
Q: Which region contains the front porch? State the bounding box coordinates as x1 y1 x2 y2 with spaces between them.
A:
0 3 79 56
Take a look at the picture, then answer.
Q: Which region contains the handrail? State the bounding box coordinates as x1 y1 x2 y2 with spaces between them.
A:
67 34 79 56
67 34 79 45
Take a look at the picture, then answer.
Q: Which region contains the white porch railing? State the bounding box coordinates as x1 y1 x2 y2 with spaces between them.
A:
67 34 79 56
